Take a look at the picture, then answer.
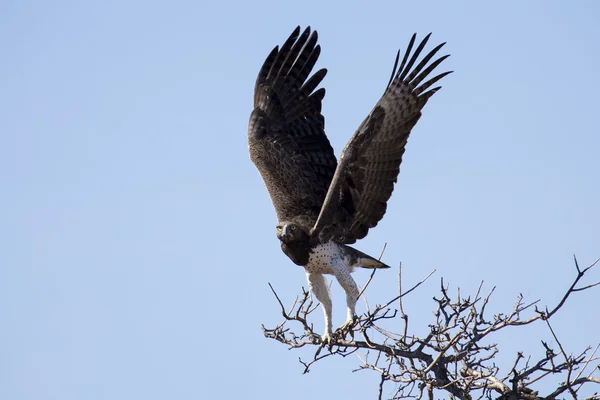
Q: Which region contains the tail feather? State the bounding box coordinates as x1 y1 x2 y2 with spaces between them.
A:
342 244 391 269
358 256 391 269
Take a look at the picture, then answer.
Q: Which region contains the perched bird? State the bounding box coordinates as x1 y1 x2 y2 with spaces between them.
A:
248 26 451 342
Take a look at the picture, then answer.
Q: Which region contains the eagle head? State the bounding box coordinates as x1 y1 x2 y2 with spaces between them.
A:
276 221 309 245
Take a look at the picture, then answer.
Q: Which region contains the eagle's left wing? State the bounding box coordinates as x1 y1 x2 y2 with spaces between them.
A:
310 34 452 244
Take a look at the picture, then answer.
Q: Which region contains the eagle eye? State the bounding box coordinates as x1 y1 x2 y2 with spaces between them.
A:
291 225 297 231
276 226 282 231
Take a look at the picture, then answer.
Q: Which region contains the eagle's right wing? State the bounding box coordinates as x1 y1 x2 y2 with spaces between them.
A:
248 27 337 225
311 34 452 244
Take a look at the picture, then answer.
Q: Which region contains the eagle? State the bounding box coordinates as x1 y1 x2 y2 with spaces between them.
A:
248 26 451 342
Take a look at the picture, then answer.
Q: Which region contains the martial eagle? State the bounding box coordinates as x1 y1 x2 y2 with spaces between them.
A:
248 26 451 342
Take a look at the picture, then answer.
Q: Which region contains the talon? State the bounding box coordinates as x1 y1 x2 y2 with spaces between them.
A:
336 315 359 339
320 332 333 345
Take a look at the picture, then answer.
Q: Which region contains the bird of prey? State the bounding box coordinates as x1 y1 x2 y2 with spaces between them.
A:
248 26 451 342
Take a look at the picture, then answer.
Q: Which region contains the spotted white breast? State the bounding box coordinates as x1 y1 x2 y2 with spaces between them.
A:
305 242 356 274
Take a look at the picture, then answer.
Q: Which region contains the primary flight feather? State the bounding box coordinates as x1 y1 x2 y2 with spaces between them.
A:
248 26 451 342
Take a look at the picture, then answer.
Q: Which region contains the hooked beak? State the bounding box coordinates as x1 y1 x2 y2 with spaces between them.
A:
281 225 291 240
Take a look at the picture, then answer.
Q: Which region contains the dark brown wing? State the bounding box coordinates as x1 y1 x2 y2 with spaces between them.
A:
310 33 452 243
248 27 337 225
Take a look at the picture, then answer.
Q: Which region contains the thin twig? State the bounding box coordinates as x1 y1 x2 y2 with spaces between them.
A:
263 256 600 400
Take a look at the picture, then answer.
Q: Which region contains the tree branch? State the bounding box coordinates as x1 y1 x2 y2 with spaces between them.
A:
263 256 600 399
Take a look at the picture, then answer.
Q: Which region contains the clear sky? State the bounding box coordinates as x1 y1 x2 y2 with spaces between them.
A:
1 1 599 399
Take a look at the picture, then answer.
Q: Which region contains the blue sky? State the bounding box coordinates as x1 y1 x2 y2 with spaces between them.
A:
1 1 599 399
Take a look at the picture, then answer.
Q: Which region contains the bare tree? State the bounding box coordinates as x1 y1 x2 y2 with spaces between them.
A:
263 256 600 400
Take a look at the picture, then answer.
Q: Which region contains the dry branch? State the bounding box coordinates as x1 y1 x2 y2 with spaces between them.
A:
262 256 600 400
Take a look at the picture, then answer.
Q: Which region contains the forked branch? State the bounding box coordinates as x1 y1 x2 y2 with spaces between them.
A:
262 256 600 399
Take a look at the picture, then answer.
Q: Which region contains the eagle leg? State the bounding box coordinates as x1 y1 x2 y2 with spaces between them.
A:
330 256 360 337
305 271 333 343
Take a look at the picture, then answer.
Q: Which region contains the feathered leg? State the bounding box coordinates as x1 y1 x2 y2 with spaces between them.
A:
330 257 360 332
305 271 333 342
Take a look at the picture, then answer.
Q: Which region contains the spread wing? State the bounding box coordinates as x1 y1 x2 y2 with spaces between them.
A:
248 27 337 225
311 33 452 244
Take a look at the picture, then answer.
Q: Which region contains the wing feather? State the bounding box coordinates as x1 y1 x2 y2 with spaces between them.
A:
310 34 452 243
248 27 337 225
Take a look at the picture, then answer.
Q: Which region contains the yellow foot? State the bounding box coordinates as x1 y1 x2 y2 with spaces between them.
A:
320 331 333 344
335 315 359 340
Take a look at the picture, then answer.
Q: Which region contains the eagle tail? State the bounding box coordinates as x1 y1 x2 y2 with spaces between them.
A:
358 256 391 269
343 245 391 269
